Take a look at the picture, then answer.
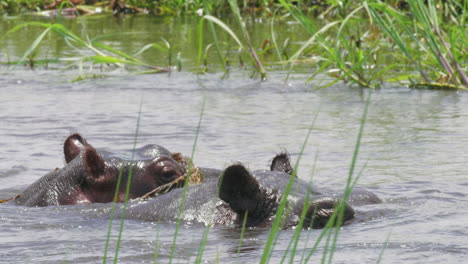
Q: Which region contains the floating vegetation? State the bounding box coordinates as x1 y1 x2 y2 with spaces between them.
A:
410 82 467 90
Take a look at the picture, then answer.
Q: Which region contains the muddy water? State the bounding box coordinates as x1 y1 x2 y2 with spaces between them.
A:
1 15 468 264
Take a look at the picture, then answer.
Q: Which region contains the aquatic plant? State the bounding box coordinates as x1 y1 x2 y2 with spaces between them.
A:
277 1 384 88
2 22 170 80
2 0 466 87
366 0 467 89
226 0 267 79
277 0 467 89
195 0 268 78
133 37 176 68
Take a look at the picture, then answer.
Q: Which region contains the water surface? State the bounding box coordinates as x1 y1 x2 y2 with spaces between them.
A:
1 15 467 264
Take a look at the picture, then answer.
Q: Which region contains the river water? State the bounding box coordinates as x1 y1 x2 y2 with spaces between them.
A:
1 15 467 264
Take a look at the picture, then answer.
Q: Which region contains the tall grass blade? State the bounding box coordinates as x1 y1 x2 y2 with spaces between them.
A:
227 0 267 79
92 41 145 64
153 226 160 264
286 22 339 82
320 225 334 264
194 226 211 264
169 98 206 263
237 211 249 256
260 108 320 264
299 224 314 263
286 150 319 264
270 8 286 70
12 26 52 69
302 219 334 262
84 55 138 65
376 230 392 264
278 0 317 34
102 168 125 264
202 0 227 71
366 2 430 82
326 91 372 264
112 99 144 263
2 22 52 40
303 92 371 263
279 149 319 264
202 15 244 48
197 18 205 68
133 43 156 57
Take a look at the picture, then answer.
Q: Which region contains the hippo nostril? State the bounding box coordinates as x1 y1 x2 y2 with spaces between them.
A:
304 198 355 229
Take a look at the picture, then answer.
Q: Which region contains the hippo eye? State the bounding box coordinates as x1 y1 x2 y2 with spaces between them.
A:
151 157 183 184
156 166 182 185
161 169 177 180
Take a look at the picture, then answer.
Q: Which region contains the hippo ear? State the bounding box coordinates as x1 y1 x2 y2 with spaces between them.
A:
82 146 106 180
304 197 355 229
219 164 264 215
270 152 293 175
64 134 90 163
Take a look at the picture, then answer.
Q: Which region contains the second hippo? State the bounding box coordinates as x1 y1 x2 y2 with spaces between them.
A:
123 153 357 229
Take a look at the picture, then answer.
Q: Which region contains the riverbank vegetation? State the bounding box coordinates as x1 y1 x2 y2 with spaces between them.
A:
1 0 466 89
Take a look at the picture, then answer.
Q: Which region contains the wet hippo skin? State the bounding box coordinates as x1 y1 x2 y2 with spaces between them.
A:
14 134 185 206
123 153 362 229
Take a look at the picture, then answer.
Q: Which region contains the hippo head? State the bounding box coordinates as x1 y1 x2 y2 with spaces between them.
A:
16 134 186 206
62 134 186 203
219 154 355 229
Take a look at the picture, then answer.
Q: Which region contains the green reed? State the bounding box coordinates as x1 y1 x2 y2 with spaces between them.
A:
195 226 211 264
227 0 267 79
279 1 392 89
366 0 467 89
279 149 319 264
102 167 124 263
133 37 175 68
1 22 169 78
3 1 465 89
294 92 371 264
273 139 321 262
237 211 249 256
153 226 161 263
103 99 144 264
326 91 371 264
273 0 467 89
199 14 234 72
169 97 206 263
259 107 320 264
376 229 392 264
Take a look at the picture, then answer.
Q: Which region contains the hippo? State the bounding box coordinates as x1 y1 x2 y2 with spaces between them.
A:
123 153 360 229
13 134 186 207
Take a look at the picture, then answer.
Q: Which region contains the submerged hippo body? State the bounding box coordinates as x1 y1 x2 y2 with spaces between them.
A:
15 134 185 207
124 154 358 229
